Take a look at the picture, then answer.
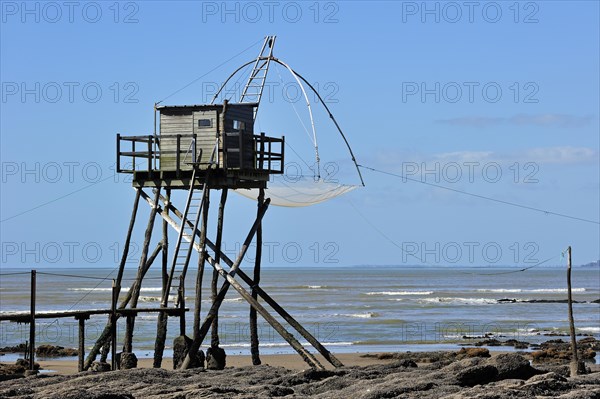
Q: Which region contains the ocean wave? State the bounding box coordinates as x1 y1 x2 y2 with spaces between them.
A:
579 327 600 333
288 285 333 289
68 287 163 292
476 289 523 293
476 288 586 294
223 297 244 303
139 295 177 303
365 291 434 296
419 297 497 305
530 288 586 293
334 312 380 318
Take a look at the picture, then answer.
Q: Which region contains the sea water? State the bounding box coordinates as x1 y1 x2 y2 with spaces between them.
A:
1 265 598 359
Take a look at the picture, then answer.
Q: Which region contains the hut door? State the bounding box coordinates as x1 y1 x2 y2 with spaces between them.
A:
193 110 218 164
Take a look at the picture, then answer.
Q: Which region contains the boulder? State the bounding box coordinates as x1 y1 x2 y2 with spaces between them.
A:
36 344 78 357
456 347 490 359
119 352 138 370
90 361 111 372
456 365 498 386
172 335 204 369
206 346 226 370
489 353 539 380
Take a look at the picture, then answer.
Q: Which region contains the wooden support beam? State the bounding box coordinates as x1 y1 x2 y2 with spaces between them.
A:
180 199 275 369
124 188 161 353
84 190 162 370
77 316 87 372
111 280 118 371
153 189 171 368
149 192 338 368
211 188 228 348
250 188 265 365
192 188 210 345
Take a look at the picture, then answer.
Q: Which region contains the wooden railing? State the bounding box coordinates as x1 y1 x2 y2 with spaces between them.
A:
116 132 283 175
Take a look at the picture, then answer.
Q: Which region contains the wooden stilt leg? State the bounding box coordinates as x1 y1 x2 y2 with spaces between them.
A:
124 188 161 354
181 199 271 369
84 188 141 370
250 188 264 365
192 188 210 344
153 189 171 368
211 188 228 348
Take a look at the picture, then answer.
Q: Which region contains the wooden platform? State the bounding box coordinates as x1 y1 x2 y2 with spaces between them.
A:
131 169 269 190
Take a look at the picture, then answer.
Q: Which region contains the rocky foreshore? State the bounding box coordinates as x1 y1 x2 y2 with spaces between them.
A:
1 348 599 399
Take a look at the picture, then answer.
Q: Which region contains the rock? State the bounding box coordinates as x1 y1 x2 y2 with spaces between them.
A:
23 369 38 377
119 352 138 370
172 335 190 369
489 353 539 380
503 339 530 349
521 371 573 395
90 361 111 372
15 358 40 370
474 339 502 347
172 335 204 369
206 346 226 370
456 347 490 359
36 344 78 357
456 365 498 386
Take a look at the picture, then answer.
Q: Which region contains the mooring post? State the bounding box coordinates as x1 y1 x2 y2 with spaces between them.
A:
77 316 87 372
567 246 580 376
211 188 228 348
111 279 118 371
29 269 36 370
250 188 265 365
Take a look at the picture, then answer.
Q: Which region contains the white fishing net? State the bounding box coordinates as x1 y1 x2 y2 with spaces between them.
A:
235 177 358 207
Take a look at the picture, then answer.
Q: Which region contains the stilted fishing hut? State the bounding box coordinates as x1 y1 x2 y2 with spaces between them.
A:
84 36 346 371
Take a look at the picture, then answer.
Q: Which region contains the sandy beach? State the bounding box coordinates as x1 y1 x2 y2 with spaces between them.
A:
26 352 394 375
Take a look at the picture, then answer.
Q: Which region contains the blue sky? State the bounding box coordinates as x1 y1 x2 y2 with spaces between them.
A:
1 1 598 269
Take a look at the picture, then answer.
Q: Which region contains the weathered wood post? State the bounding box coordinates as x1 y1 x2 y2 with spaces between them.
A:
211 188 228 349
77 315 88 372
124 188 161 353
29 269 36 370
111 280 118 371
567 246 581 376
179 274 186 336
192 187 210 345
153 189 171 368
250 188 265 365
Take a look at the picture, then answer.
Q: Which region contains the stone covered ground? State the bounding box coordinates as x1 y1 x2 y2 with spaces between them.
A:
1 348 600 399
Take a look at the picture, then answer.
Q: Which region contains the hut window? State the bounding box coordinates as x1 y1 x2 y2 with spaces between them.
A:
198 119 212 128
233 120 245 131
